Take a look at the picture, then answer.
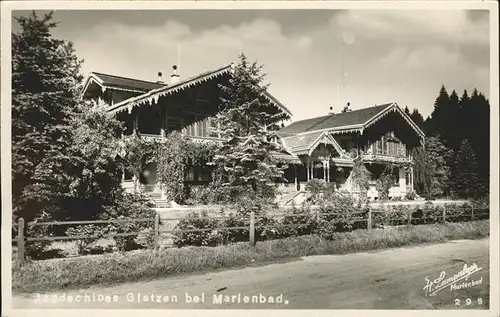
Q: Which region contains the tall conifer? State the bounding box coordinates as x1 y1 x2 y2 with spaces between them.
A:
12 11 84 223
212 53 291 197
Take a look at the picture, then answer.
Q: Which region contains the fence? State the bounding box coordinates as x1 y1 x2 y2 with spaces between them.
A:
12 204 489 263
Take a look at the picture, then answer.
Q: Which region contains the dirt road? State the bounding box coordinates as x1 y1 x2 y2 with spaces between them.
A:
13 239 490 310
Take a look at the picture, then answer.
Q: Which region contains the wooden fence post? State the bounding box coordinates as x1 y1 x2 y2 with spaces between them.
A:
407 209 412 227
442 206 446 223
471 204 475 221
249 212 255 247
153 213 160 252
17 218 25 264
367 209 372 232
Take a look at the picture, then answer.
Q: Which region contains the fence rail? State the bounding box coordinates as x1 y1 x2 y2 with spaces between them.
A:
12 204 489 263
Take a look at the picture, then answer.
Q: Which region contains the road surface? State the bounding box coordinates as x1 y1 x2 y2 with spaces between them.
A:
13 239 490 310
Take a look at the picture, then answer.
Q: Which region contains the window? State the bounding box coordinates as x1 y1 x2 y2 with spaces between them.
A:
167 116 182 132
185 168 195 181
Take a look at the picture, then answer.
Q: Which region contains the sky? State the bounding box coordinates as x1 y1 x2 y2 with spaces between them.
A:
13 9 490 121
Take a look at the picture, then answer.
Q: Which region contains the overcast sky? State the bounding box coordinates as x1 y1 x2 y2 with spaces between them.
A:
13 9 490 121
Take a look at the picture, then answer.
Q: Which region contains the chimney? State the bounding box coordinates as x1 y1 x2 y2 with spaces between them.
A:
342 102 352 113
170 65 180 84
156 71 164 84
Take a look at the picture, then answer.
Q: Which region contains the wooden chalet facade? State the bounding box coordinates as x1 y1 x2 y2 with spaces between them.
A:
278 103 426 200
82 64 295 199
82 64 425 202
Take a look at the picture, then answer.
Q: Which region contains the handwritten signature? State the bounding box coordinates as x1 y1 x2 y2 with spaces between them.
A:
423 263 482 296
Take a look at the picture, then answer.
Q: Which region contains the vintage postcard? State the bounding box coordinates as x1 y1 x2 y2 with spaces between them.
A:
1 1 498 317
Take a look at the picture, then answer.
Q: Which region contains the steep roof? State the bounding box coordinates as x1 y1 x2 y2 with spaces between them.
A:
280 103 393 134
93 72 167 91
278 115 332 135
282 131 324 150
107 64 292 117
84 72 167 94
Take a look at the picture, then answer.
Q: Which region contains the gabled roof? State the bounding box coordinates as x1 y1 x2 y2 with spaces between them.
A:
280 102 425 141
280 103 392 134
107 64 292 117
278 115 332 136
282 130 324 150
82 72 167 95
282 130 348 157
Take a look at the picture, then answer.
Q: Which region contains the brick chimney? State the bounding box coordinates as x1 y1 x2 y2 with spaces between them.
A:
170 65 180 84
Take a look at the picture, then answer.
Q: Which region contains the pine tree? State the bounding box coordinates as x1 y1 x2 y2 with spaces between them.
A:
404 106 411 117
447 90 461 149
12 11 84 223
410 109 424 130
424 85 450 139
468 89 490 196
212 53 291 199
453 139 480 198
457 89 470 145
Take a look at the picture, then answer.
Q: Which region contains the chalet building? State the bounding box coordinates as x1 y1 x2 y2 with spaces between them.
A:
82 64 296 202
278 103 426 200
82 63 425 203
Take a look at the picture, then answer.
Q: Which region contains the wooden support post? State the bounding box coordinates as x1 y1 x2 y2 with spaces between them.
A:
294 165 298 190
249 212 255 247
442 206 446 223
471 204 475 221
133 109 139 136
17 218 25 264
407 209 412 227
367 209 372 232
153 213 160 252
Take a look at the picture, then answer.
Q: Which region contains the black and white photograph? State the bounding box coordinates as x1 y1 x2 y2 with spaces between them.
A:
1 1 498 316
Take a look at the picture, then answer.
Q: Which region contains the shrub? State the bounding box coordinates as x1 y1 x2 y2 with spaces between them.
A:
279 203 316 238
317 191 367 235
219 212 249 244
65 225 103 255
376 165 396 201
185 186 213 205
305 179 325 204
24 223 51 260
101 192 157 251
255 214 281 241
406 190 417 200
172 211 222 247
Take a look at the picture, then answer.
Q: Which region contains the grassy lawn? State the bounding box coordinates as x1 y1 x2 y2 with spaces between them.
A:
12 220 489 294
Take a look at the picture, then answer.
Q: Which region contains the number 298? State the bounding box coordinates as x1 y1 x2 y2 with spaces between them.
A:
455 298 483 306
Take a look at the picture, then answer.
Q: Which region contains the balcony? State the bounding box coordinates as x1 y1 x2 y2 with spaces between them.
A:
361 153 413 165
136 132 223 144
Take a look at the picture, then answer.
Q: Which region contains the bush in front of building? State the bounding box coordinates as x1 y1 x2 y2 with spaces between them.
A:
172 210 221 247
405 190 417 200
100 192 158 251
316 191 369 234
305 179 326 204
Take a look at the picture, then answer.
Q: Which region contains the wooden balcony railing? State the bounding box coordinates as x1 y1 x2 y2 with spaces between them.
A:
134 132 223 144
361 153 413 164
